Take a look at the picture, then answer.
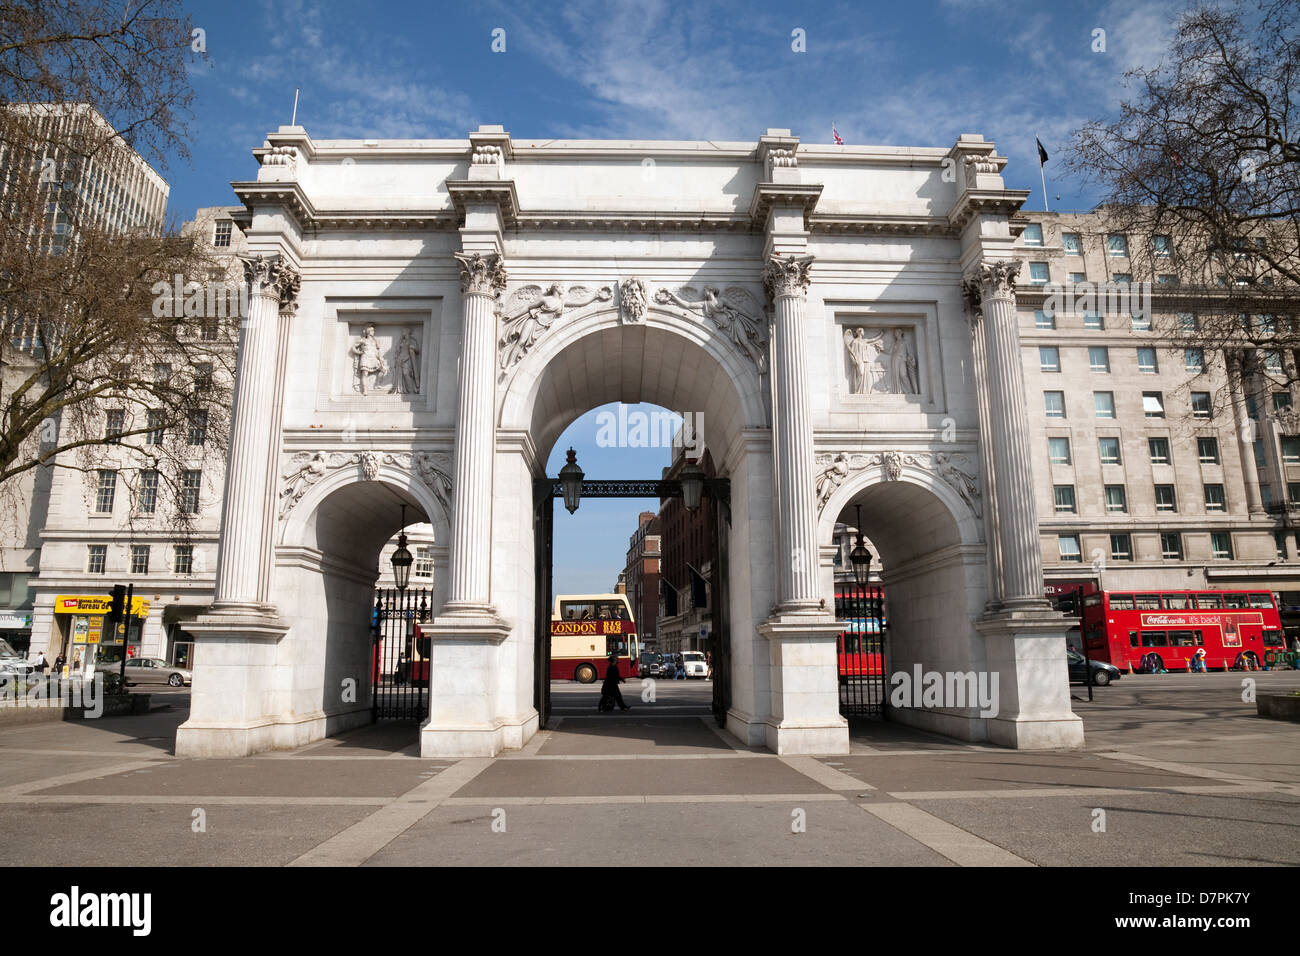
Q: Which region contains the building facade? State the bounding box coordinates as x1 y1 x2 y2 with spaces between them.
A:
622 510 660 651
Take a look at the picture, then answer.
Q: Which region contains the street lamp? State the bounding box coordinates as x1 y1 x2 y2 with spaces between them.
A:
680 458 705 512
390 503 413 593
559 447 584 514
849 503 873 587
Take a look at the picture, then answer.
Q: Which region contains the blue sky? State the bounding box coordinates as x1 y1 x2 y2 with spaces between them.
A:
162 0 1188 594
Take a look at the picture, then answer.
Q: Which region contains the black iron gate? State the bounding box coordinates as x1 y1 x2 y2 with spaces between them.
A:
533 491 554 727
371 587 431 720
835 582 888 719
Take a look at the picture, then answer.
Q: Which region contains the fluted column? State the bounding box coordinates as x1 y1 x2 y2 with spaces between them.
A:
764 254 820 611
445 252 506 609
961 283 1005 610
1227 351 1265 514
212 255 300 609
966 261 1045 607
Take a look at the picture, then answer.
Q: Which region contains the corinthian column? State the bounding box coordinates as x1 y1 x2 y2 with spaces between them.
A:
764 253 821 611
445 251 507 610
212 255 300 610
961 282 1004 610
1226 351 1265 514
966 260 1045 607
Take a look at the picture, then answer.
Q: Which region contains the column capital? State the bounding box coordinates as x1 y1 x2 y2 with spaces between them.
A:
965 259 1021 301
763 253 814 302
240 254 301 315
454 251 507 297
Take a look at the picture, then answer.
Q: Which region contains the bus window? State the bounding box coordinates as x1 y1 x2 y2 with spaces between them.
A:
1163 594 1191 609
1136 594 1162 610
1083 594 1102 608
1169 630 1196 646
1110 594 1135 610
1248 593 1274 609
1194 630 1204 646
1128 631 1139 648
1223 593 1248 609
1263 630 1284 647
1194 593 1222 609
1140 631 1168 647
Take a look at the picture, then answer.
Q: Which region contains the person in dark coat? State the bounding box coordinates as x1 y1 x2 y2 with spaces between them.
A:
601 655 630 711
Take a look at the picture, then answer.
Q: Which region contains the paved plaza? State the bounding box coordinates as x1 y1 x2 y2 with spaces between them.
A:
0 674 1297 867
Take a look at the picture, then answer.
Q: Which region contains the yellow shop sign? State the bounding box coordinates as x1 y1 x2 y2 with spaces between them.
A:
54 594 151 617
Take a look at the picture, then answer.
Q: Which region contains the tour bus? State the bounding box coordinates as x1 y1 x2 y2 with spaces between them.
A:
551 593 639 683
1079 589 1286 672
833 585 887 680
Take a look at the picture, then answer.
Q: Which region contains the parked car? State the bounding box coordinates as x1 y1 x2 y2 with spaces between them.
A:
0 638 34 681
121 657 192 687
1067 649 1120 686
681 651 709 679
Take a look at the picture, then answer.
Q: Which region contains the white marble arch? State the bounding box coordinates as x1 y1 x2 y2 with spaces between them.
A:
494 305 784 748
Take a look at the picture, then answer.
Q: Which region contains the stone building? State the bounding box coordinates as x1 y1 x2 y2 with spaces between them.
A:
656 448 717 655
622 511 661 651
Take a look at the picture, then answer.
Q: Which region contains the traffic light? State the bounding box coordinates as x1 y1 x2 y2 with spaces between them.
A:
108 584 127 625
1056 593 1079 616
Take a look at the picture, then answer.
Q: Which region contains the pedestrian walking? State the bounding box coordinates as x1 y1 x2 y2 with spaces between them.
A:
54 653 66 677
705 651 713 680
675 653 686 680
600 654 630 711
32 650 47 673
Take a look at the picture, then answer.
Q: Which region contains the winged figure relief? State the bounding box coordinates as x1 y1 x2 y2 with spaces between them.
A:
496 283 613 375
654 285 768 373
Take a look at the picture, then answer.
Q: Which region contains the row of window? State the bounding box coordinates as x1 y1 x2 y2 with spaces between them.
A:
105 409 208 446
1021 224 1173 259
94 470 201 515
86 544 194 575
1051 482 1225 514
1049 435 1221 467
1036 344 1287 377
1044 389 1181 419
1057 532 1235 562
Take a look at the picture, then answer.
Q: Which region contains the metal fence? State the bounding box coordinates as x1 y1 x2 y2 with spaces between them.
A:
371 587 431 721
835 582 888 719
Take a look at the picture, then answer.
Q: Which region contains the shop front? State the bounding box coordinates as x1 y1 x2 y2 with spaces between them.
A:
52 594 151 672
0 610 33 656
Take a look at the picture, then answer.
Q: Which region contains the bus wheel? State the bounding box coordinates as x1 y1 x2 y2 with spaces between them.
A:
1092 669 1111 686
575 664 597 684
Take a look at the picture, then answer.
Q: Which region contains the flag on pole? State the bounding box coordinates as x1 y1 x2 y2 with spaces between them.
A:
1036 137 1049 165
832 122 844 145
1036 136 1050 212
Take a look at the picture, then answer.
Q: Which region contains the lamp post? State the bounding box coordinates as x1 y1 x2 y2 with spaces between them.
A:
849 504 873 588
680 458 705 512
559 447 584 515
390 504 413 594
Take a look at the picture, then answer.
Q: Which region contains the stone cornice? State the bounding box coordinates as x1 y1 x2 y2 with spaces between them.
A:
809 214 953 237
231 180 316 231
445 180 519 224
748 182 823 226
947 189 1031 231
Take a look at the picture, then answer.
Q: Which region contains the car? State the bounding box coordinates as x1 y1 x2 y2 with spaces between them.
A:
1067 649 1120 686
0 638 34 681
680 651 709 679
121 657 192 687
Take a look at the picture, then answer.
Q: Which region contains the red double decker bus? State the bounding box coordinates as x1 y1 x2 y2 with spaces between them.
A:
834 585 886 680
1080 589 1286 672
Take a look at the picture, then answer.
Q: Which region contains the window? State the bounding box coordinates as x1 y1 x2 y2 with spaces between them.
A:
1084 311 1104 330
1161 532 1183 560
1058 535 1082 562
1153 235 1172 257
1053 485 1077 513
1263 485 1274 508
1184 348 1204 372
1110 534 1132 560
1094 392 1116 418
180 470 201 514
1276 532 1288 560
1259 314 1277 335
1197 437 1220 464
1023 223 1044 246
1289 482 1300 503
1178 313 1199 332
105 409 125 443
1069 272 1087 284
1148 437 1171 464
414 546 434 579
87 545 107 574
1273 391 1292 412
213 220 232 247
1143 392 1165 418
1264 350 1284 375
174 545 194 575
1158 274 1178 286
1048 437 1071 464
1107 233 1129 257
1130 310 1150 330
1155 485 1177 512
1284 437 1300 464
1135 594 1162 610
1211 533 1234 560
153 363 172 383
1191 392 1212 418
1039 347 1060 372
1034 309 1055 330
1204 484 1226 512
1247 394 1259 420
193 363 213 394
1062 232 1081 255
1029 262 1050 284
187 409 208 446
137 470 158 515
200 318 219 342
1137 348 1158 373
94 470 116 513
130 545 150 575
146 409 165 445
1098 437 1122 464
1045 391 1065 418
1105 485 1127 513
1088 346 1110 372
1114 273 1133 284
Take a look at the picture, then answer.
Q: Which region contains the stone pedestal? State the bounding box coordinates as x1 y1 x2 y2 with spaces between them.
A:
419 612 515 757
759 613 849 754
977 610 1085 749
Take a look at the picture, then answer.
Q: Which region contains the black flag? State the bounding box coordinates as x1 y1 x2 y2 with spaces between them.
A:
1036 137 1049 165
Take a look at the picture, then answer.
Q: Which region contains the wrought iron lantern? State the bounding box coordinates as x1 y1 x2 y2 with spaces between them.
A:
559 447 584 514
390 503 413 593
680 458 705 512
849 503 873 587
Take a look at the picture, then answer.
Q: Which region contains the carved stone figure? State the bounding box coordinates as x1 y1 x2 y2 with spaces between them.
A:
413 452 453 517
934 452 981 518
843 326 919 395
843 327 881 394
815 453 851 508
349 324 388 394
884 328 920 394
360 451 380 482
654 285 767 373
882 451 903 481
279 451 330 516
620 278 648 324
393 327 420 394
497 283 613 375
